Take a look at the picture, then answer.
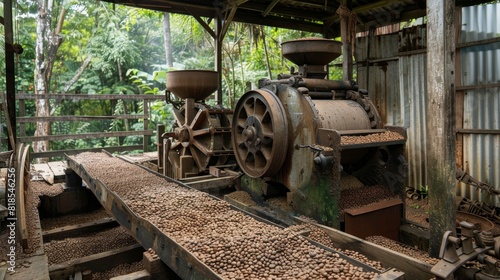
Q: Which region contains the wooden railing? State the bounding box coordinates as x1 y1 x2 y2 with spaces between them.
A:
15 93 165 160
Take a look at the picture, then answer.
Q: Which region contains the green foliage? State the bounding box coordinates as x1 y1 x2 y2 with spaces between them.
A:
127 68 173 151
6 1 345 154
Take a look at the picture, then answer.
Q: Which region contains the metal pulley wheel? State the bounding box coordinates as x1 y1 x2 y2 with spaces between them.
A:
232 89 288 178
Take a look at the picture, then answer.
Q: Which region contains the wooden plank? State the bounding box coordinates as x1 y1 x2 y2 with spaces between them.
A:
117 153 157 164
18 130 154 142
455 82 500 91
17 114 148 123
294 217 434 280
16 93 165 101
49 244 144 280
30 145 143 159
184 176 237 191
47 161 67 182
457 129 500 135
110 270 150 280
178 174 214 182
457 36 500 49
43 218 117 242
33 163 54 185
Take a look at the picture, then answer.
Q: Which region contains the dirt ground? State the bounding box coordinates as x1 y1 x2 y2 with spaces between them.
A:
405 195 500 237
405 196 430 228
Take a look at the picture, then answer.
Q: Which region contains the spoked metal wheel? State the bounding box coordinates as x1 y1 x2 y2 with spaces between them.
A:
170 103 233 172
232 89 288 178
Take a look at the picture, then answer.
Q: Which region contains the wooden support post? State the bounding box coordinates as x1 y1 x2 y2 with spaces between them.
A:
157 124 165 174
184 98 195 125
215 16 223 105
163 138 171 177
4 0 16 150
143 249 180 280
426 0 456 257
338 1 354 81
143 99 149 152
19 99 26 137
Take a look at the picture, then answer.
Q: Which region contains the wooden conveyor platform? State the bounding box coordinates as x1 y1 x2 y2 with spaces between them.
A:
65 152 414 279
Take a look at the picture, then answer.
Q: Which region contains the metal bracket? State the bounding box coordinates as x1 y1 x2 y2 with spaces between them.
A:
432 228 492 279
439 231 460 263
297 144 334 170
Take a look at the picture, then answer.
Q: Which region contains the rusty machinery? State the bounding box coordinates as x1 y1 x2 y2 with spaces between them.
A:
431 173 500 280
231 38 407 233
432 221 500 280
161 70 234 179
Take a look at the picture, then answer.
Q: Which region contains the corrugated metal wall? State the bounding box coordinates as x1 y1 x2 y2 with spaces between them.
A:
356 27 429 191
355 3 500 204
356 33 402 126
458 3 500 204
399 53 428 191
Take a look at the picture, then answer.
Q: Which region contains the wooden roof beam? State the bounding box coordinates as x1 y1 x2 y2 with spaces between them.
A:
356 7 425 31
188 10 216 39
262 0 281 17
352 0 389 14
284 0 334 11
219 5 237 40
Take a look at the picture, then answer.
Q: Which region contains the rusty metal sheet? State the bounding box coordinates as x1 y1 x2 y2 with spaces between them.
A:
344 198 403 240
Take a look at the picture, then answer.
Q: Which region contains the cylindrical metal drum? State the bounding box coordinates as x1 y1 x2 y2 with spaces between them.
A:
314 100 372 131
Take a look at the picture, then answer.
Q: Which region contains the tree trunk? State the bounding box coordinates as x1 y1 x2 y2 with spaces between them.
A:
45 6 66 88
261 26 272 79
163 12 174 67
34 0 52 159
50 55 92 115
34 0 67 161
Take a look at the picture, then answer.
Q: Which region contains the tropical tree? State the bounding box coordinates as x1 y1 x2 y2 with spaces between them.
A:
4 1 336 156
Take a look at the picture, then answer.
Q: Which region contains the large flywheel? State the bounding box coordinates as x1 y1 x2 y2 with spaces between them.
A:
232 89 288 178
167 103 233 178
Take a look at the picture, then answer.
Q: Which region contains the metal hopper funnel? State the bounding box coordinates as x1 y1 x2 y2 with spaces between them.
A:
281 38 342 66
166 70 218 101
166 70 218 125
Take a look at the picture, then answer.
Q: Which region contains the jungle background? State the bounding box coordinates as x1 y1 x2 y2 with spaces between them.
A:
0 0 343 157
